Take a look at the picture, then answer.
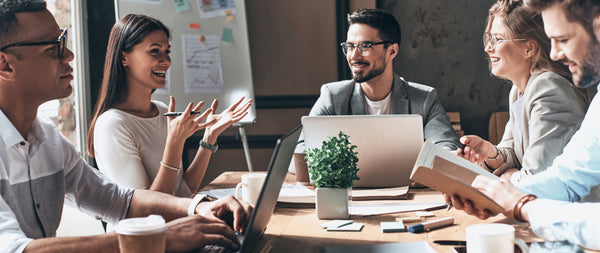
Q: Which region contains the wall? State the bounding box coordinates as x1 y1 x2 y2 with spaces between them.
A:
381 0 510 138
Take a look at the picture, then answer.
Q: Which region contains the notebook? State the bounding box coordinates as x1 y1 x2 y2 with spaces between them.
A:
201 125 301 253
302 115 424 188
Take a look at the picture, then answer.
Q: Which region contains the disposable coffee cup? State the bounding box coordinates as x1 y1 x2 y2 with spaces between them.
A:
116 215 167 253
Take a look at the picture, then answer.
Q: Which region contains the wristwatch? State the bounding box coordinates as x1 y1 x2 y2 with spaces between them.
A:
199 140 218 153
188 193 207 216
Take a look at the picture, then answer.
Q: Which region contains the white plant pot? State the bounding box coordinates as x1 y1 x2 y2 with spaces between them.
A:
315 187 350 219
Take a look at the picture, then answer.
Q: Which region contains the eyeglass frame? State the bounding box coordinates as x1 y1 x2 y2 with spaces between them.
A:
0 28 68 59
484 33 526 48
340 41 392 56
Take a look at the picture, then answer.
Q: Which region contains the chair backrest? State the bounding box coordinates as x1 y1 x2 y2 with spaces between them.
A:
446 112 463 139
488 111 509 145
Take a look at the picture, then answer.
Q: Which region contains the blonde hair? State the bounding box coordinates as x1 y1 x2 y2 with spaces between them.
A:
485 0 571 80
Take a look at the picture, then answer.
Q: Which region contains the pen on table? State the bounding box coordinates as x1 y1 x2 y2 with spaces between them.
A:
163 111 203 117
408 217 454 233
447 201 453 211
433 240 466 246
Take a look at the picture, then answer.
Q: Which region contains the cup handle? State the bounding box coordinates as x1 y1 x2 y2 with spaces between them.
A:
514 238 529 253
235 182 244 198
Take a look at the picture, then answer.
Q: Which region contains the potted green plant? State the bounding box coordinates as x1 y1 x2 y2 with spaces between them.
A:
306 131 359 219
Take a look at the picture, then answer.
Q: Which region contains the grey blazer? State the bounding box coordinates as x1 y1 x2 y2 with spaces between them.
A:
495 72 589 182
298 73 460 151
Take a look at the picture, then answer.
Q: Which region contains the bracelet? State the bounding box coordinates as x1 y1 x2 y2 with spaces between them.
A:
160 161 180 171
199 140 218 153
187 193 207 216
513 194 537 222
486 146 502 160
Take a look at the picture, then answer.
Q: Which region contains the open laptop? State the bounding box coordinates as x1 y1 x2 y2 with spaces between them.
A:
302 115 423 188
202 125 301 253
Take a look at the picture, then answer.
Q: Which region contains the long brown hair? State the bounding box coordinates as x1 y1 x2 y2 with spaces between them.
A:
87 14 170 157
485 0 571 80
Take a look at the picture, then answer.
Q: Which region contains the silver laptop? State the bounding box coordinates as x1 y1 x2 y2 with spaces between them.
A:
202 125 301 253
302 115 423 188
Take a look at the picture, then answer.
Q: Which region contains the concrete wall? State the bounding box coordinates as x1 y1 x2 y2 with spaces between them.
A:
381 0 510 138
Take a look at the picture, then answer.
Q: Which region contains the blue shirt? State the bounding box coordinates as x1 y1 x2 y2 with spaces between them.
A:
517 84 600 201
0 110 134 252
528 199 600 250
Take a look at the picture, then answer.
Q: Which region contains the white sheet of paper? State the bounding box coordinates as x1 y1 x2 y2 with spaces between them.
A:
182 34 224 94
349 203 446 216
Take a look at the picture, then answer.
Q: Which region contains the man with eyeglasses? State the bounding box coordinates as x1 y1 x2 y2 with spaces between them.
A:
294 8 459 159
0 1 252 252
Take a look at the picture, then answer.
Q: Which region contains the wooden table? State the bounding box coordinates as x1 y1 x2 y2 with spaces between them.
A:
202 172 543 253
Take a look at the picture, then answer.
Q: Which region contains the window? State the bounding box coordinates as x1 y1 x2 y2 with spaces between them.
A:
41 0 90 154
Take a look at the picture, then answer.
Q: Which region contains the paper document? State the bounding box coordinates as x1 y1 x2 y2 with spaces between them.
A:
182 34 224 94
278 184 315 203
349 203 446 216
200 184 316 203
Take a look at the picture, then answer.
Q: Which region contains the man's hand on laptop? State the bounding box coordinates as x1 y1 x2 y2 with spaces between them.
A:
197 195 253 233
165 214 241 252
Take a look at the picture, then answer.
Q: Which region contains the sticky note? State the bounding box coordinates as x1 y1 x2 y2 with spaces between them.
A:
225 9 234 21
189 23 200 29
173 0 191 12
381 221 406 233
222 28 233 43
326 223 363 232
320 220 353 228
416 211 435 217
396 216 422 222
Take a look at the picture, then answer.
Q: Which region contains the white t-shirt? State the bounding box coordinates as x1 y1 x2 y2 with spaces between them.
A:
364 92 392 115
511 95 525 142
93 100 192 197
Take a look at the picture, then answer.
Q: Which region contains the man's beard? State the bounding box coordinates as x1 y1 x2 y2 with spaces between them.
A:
352 57 387 83
575 40 600 88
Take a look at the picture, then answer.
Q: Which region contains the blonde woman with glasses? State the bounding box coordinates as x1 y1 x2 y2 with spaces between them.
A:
457 0 588 183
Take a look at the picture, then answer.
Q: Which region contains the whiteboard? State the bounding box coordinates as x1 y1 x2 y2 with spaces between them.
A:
114 0 256 124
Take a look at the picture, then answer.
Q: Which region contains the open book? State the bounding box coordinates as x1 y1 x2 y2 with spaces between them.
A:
409 141 504 213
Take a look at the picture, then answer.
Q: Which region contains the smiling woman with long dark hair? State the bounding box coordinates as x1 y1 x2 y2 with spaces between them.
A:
88 14 252 196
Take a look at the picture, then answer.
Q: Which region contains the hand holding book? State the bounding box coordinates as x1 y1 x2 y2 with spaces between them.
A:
410 142 504 214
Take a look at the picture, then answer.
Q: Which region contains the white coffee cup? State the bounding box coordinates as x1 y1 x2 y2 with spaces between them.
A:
466 223 529 253
116 215 167 253
235 173 266 206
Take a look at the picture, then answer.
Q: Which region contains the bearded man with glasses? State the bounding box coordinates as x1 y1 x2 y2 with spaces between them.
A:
293 8 460 165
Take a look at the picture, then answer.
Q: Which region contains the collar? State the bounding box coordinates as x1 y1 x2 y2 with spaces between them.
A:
0 109 47 148
351 73 409 114
0 109 26 148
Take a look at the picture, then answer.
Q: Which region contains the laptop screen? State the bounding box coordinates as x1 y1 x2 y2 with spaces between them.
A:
238 125 301 253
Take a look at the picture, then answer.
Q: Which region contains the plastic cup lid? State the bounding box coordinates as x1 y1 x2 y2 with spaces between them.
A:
116 215 167 235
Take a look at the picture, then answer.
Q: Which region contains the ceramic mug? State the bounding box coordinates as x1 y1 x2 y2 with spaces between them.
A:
235 173 266 206
466 223 529 253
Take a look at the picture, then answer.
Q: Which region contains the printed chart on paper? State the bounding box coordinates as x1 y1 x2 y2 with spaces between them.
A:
182 34 224 94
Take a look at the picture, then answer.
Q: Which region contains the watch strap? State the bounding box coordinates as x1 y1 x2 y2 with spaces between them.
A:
199 140 218 153
188 193 207 216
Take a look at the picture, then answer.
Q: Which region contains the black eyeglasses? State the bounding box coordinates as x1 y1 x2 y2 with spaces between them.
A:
340 41 391 56
0 28 68 59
